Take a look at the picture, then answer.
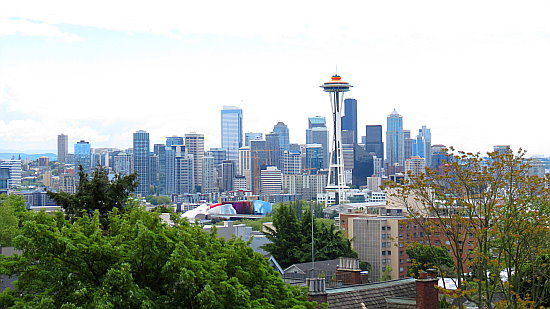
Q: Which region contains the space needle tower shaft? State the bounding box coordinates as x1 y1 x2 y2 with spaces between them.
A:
321 75 352 205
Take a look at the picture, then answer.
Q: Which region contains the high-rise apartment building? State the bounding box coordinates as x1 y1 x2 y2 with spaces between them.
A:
221 160 235 192
273 122 290 151
114 152 132 175
202 156 217 194
386 109 404 167
57 134 68 163
341 98 358 144
133 130 150 196
74 140 91 175
221 106 243 165
185 133 205 189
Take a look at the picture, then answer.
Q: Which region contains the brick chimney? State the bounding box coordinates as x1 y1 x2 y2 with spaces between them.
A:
336 257 365 285
307 278 328 304
416 269 439 309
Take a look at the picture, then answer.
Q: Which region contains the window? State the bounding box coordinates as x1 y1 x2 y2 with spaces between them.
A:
382 251 386 256
399 267 404 272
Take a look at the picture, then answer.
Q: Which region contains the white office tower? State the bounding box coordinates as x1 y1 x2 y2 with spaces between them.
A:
282 150 302 175
260 166 283 195
184 133 205 187
114 152 132 175
0 159 22 188
238 146 252 190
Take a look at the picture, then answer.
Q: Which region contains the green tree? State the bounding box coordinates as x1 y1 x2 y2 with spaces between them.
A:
405 242 453 278
145 195 172 206
0 207 316 308
0 195 27 247
391 148 550 308
47 166 138 224
264 202 357 268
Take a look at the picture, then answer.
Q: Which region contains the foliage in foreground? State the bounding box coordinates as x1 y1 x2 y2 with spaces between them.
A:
0 207 315 309
47 166 138 224
263 202 357 269
405 243 454 279
391 148 550 308
0 195 27 247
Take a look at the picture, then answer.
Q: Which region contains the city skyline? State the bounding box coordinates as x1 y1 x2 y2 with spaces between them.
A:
1 1 550 156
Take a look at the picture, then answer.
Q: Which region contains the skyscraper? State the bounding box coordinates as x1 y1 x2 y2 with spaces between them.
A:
221 106 243 165
133 130 150 196
306 116 329 169
413 125 432 167
166 136 184 147
185 133 205 189
404 130 413 161
341 98 358 144
273 122 290 151
365 125 384 165
265 132 281 169
74 140 91 175
244 132 262 146
57 134 68 163
386 109 404 167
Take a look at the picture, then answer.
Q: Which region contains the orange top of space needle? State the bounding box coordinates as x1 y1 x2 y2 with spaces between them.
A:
321 75 353 92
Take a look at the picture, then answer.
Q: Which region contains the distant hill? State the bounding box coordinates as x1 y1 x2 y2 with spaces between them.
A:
0 153 57 161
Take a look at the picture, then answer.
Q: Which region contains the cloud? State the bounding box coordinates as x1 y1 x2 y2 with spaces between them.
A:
0 18 81 41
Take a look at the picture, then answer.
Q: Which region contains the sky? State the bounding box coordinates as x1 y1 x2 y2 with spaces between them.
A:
1 0 549 156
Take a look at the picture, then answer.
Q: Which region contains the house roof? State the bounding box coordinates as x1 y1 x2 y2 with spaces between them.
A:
326 278 416 309
283 259 341 276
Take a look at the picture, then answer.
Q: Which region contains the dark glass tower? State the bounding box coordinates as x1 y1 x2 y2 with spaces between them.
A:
365 125 384 165
341 98 358 144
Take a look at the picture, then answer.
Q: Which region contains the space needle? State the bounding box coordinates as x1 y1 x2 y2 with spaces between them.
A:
321 74 352 206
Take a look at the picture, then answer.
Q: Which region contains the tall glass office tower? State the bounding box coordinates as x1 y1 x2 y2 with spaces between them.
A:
221 106 243 165
133 130 150 196
306 116 329 169
74 140 91 175
273 122 290 151
386 109 404 166
413 125 432 167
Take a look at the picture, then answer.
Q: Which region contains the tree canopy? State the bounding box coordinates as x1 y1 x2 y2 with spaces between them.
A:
263 201 357 268
391 148 550 308
405 243 453 278
0 195 27 247
0 207 316 308
47 166 138 224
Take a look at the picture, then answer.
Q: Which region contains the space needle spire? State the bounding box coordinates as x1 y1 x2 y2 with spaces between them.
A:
321 74 352 205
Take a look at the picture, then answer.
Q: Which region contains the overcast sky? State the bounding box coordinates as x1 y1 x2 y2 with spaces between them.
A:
1 0 549 156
